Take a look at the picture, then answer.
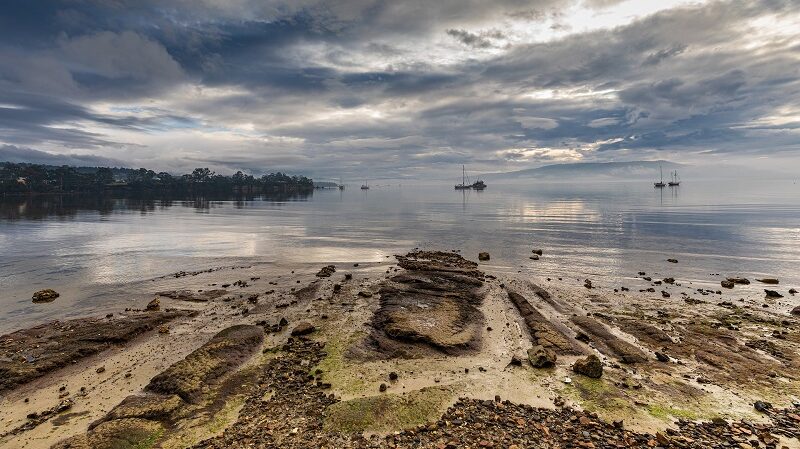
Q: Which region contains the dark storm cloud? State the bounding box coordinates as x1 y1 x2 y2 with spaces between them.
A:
0 144 124 166
0 0 798 176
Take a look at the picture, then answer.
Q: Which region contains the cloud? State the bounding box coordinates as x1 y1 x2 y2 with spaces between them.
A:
0 0 798 177
445 29 505 48
0 144 124 166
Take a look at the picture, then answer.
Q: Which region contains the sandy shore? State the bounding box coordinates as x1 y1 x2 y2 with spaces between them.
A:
1 249 799 448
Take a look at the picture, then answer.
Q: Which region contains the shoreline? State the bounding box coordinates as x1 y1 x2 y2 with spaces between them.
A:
1 250 799 448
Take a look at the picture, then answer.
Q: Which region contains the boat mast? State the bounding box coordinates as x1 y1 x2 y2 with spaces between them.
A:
462 165 465 186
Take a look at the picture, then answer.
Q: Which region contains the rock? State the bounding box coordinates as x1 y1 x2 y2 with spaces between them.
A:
279 317 289 327
290 322 315 336
756 278 779 284
528 345 557 368
31 289 59 303
788 288 797 295
96 366 106 374
316 265 336 277
661 291 670 298
727 277 750 285
379 383 387 392
158 325 169 334
572 354 603 378
791 306 800 316
584 279 593 289
663 277 675 284
510 354 523 366
655 352 670 362
529 255 539 260
753 401 772 413
389 372 398 381
532 249 543 255
720 280 735 289
667 258 678 263
478 252 490 261
764 290 783 298
145 297 160 311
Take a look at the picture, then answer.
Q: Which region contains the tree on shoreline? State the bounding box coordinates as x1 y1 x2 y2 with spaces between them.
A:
0 162 314 195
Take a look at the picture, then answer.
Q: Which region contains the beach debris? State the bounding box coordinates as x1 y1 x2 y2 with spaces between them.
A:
572 354 603 378
31 289 59 303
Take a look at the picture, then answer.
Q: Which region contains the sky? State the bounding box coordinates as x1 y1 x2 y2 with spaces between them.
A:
0 0 798 179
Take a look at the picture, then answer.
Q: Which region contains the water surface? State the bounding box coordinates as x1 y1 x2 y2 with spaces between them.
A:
1 179 798 334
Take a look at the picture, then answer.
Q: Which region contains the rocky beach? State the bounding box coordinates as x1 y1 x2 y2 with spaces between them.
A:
1 249 799 449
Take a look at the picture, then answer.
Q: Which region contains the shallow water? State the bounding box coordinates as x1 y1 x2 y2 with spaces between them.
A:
1 179 799 334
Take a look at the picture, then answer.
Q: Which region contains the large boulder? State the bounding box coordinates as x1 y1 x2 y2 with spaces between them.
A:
572 354 603 378
290 322 315 336
791 306 800 316
478 252 490 261
32 289 59 303
527 345 557 368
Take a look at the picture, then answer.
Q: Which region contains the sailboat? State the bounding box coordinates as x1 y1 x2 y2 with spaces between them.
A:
360 180 369 190
455 165 471 190
654 165 666 188
338 177 345 190
668 170 680 186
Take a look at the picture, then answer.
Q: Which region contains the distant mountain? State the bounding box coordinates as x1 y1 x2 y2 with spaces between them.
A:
483 160 684 181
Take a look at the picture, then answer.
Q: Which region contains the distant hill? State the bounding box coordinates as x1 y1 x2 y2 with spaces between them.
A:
483 160 684 181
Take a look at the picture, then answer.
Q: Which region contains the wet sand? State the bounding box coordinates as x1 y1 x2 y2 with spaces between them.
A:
1 250 799 448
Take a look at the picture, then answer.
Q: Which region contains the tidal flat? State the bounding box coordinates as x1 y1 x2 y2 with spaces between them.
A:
1 250 799 448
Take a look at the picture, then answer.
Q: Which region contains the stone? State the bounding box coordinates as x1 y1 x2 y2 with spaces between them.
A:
145 297 160 311
528 345 557 368
789 288 797 295
727 277 750 285
756 278 779 284
753 401 772 413
572 355 603 378
316 265 336 277
667 259 678 263
721 280 735 289
532 249 543 255
389 372 398 381
290 322 315 336
32 289 59 303
379 383 387 392
764 290 783 298
791 306 800 316
478 252 490 261
655 352 670 362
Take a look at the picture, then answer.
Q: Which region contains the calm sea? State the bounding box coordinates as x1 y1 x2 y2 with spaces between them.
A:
1 179 798 334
